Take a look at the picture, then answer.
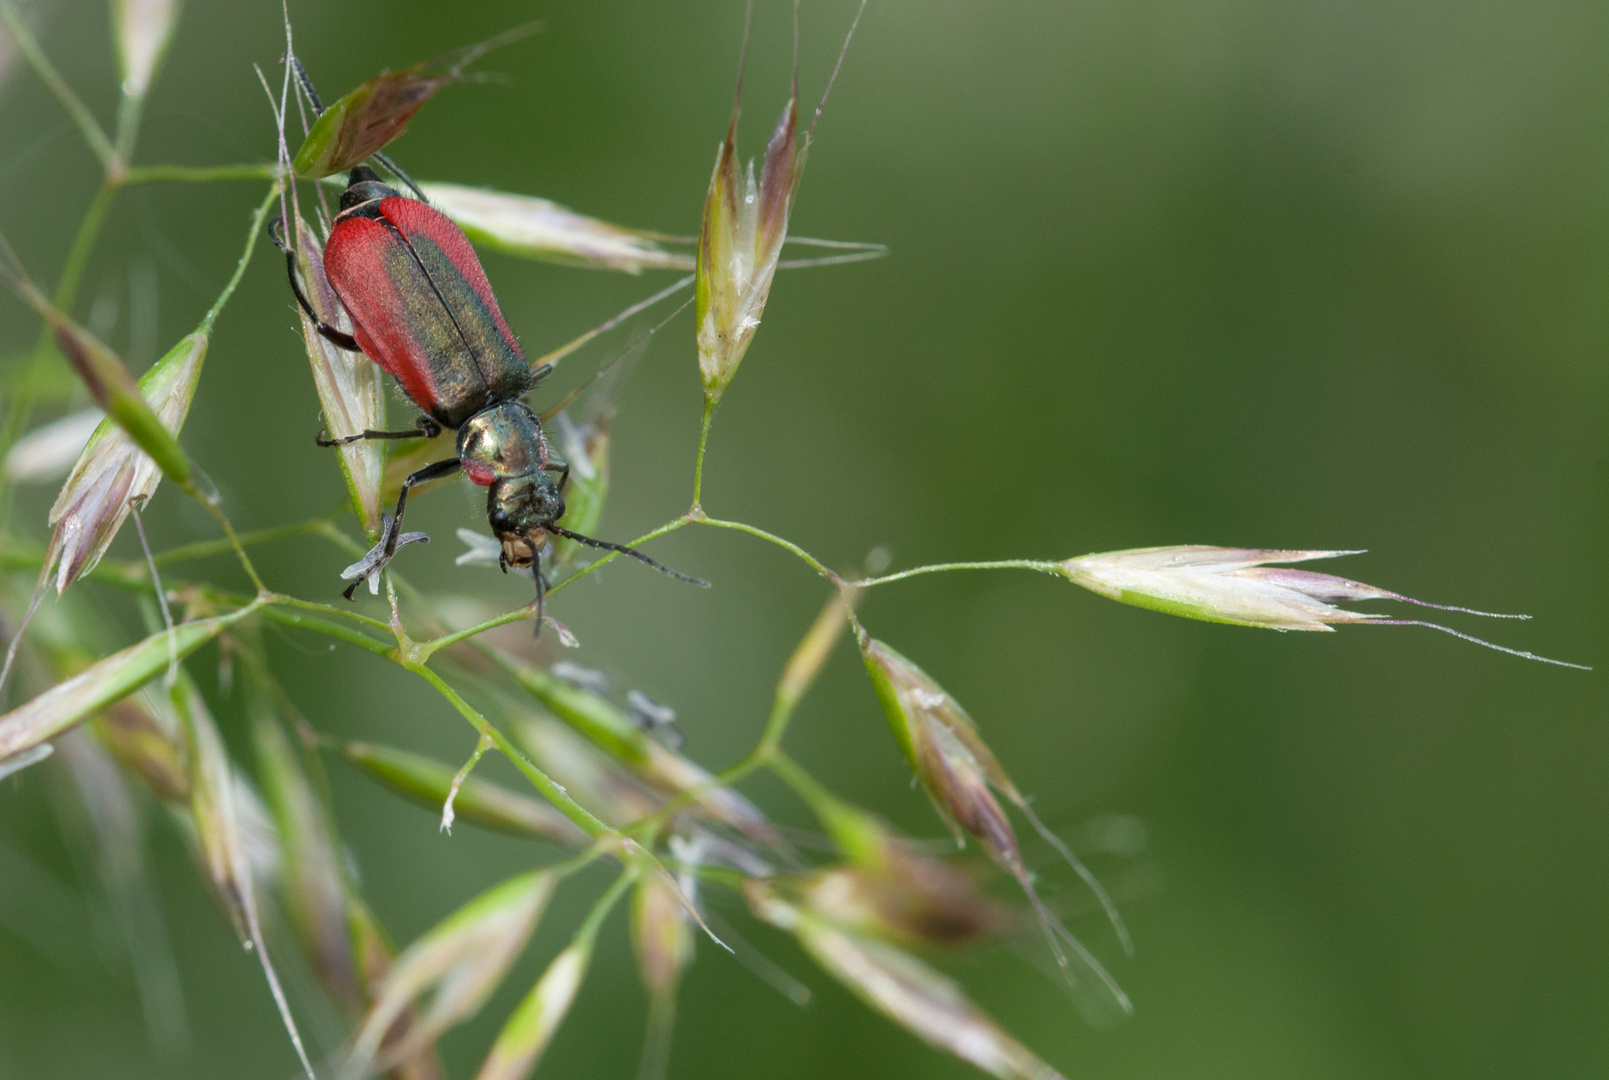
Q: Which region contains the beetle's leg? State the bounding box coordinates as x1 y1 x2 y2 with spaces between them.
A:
542 460 571 493
316 416 442 447
531 548 545 638
528 362 554 389
341 457 462 600
389 458 462 543
269 217 361 352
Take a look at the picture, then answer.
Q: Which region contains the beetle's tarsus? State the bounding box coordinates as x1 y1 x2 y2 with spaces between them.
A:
339 513 431 599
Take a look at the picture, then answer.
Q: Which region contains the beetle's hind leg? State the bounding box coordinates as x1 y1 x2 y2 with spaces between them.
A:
269 216 361 352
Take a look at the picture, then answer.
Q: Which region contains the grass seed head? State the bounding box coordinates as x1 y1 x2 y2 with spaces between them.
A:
424 183 693 273
44 331 206 593
747 883 1067 1080
338 737 589 846
1058 546 1404 630
1057 547 1587 675
696 88 804 401
861 639 1024 868
349 869 557 1077
632 869 693 999
473 941 589 1080
788 837 1009 949
92 691 188 803
252 713 360 1010
0 616 229 767
113 0 179 99
291 26 536 179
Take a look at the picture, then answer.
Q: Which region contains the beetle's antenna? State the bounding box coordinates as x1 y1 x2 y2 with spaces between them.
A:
546 525 709 587
290 54 323 113
373 152 429 202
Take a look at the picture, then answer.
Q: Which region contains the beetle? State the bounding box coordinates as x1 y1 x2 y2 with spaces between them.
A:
272 165 701 615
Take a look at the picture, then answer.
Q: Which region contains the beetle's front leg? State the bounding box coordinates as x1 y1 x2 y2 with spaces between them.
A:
340 457 462 600
388 458 461 539
531 547 546 638
542 460 571 493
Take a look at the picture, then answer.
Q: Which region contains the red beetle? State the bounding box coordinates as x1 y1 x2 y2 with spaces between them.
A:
274 166 701 611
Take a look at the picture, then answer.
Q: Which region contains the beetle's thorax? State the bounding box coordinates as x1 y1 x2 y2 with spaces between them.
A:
457 401 546 485
335 166 400 221
459 400 565 567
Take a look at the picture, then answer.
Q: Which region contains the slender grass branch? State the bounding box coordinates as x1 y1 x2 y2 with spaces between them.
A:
627 590 853 837
113 92 143 169
420 605 538 654
262 594 396 636
0 183 118 486
153 515 337 567
167 185 281 593
576 869 635 944
123 163 279 185
767 750 855 825
259 605 394 658
0 0 117 169
695 515 841 584
199 185 280 333
692 396 716 508
178 489 268 593
405 662 616 841
50 184 119 313
851 559 1061 588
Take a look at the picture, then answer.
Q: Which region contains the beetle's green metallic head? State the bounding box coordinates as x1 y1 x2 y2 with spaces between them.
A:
486 472 565 570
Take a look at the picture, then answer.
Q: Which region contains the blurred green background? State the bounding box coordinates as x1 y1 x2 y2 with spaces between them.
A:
1 0 1606 1077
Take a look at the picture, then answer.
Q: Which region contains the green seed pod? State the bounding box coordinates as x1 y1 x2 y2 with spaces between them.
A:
632 868 693 999
349 869 557 1076
337 738 588 846
746 882 1065 1080
512 666 775 842
92 693 188 803
474 940 590 1080
860 639 1021 867
252 714 359 1011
